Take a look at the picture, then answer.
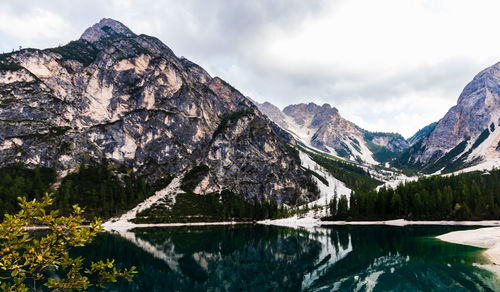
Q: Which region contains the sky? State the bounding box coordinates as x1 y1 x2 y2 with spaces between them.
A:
1 0 500 138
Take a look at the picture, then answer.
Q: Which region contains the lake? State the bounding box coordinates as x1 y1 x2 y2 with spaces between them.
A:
74 225 500 291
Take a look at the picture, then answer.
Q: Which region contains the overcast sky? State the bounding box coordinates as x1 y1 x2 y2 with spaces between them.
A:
1 0 500 137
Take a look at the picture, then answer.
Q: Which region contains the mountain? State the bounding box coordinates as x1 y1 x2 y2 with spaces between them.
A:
407 122 437 146
398 61 500 173
0 18 315 204
254 101 408 164
255 101 289 127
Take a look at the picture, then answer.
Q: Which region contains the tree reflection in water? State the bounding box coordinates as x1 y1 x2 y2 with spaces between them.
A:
74 225 499 291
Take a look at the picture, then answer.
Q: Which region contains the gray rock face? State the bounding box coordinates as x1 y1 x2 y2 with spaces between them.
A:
283 103 360 152
253 101 289 129
406 62 500 166
255 101 408 163
0 19 308 204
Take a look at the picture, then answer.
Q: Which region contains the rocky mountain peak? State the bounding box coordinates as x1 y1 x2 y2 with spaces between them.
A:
457 61 500 105
257 101 408 163
283 102 339 122
398 60 500 173
250 100 289 129
80 18 136 43
0 19 313 205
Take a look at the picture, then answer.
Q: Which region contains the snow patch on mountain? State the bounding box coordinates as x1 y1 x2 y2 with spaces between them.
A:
104 177 182 230
280 110 378 164
351 136 378 165
298 150 351 216
467 117 500 164
376 174 419 191
282 114 316 148
254 101 408 166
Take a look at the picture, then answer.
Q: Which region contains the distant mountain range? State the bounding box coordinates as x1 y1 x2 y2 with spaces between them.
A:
255 59 500 175
253 101 409 165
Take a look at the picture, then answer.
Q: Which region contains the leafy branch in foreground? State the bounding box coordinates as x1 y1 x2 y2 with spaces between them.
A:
0 193 136 291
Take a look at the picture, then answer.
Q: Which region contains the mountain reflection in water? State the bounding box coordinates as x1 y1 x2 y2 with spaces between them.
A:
73 225 500 291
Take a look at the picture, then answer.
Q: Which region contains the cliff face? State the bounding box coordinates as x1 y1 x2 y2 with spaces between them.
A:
255 101 408 164
0 18 310 203
283 103 361 152
402 62 500 172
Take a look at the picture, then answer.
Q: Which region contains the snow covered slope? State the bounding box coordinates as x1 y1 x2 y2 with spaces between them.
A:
299 149 351 216
104 177 182 230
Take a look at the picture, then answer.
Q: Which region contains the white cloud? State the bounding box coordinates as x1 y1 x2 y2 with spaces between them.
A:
0 6 69 50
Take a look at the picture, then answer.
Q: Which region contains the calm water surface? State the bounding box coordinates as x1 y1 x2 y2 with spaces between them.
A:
74 225 500 291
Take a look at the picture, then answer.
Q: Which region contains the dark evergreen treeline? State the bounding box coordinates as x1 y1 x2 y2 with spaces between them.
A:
0 164 56 220
0 163 290 223
55 162 166 219
326 169 500 221
133 190 288 223
0 162 167 220
5 159 500 223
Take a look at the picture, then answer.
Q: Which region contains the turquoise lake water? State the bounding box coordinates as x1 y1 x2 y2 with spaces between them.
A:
74 225 500 291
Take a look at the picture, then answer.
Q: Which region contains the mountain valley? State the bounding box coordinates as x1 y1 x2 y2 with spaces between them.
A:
1 18 500 224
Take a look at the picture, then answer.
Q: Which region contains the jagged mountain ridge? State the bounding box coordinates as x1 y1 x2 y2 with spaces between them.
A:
0 18 314 204
398 61 500 173
254 101 408 164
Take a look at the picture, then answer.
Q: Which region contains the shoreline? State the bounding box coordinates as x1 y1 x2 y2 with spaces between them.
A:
437 226 500 265
26 217 500 232
103 220 251 231
321 219 500 227
103 217 500 232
